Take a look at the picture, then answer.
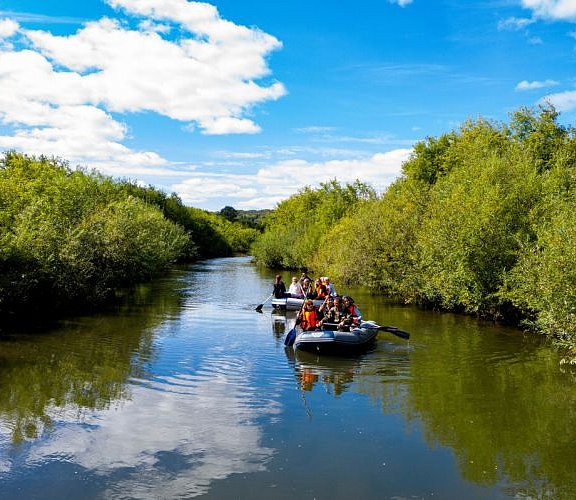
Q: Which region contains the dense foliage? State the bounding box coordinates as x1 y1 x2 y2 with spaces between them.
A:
121 184 260 257
251 180 376 269
254 105 576 346
0 153 258 317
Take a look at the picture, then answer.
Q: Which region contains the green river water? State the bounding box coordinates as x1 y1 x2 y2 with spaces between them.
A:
0 256 575 499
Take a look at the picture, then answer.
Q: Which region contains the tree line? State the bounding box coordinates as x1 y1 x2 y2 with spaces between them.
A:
252 105 576 348
0 152 259 318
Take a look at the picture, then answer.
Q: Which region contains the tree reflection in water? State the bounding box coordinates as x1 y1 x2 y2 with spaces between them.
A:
0 279 184 444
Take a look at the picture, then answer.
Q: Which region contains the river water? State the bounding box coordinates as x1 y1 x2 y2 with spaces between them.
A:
0 256 575 499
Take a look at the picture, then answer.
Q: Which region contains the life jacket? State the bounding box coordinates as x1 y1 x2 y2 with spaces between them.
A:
344 304 359 325
316 284 328 299
301 308 320 331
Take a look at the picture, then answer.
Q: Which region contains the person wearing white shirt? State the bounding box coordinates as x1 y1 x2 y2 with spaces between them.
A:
324 277 337 297
288 276 304 298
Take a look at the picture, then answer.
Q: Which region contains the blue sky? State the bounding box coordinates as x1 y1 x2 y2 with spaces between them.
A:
0 0 575 210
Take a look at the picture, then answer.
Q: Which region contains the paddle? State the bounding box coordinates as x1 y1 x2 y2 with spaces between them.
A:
377 325 410 340
255 294 273 312
285 290 310 347
320 321 410 340
284 324 297 346
284 304 305 346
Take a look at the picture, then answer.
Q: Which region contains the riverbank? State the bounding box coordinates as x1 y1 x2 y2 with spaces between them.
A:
0 152 259 319
252 105 576 351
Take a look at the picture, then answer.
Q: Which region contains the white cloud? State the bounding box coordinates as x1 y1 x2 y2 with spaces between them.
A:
0 18 18 38
215 151 269 159
171 148 413 209
515 79 559 90
542 89 576 111
521 0 576 21
317 133 416 146
173 175 259 204
137 19 172 33
497 16 535 31
294 126 337 134
0 11 85 25
389 0 413 6
0 0 285 178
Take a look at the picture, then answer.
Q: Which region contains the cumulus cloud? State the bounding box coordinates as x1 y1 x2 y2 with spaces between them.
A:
515 79 559 90
521 0 576 21
172 148 413 209
0 0 285 175
0 18 18 38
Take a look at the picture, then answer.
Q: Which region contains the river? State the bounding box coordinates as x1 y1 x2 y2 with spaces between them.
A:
0 256 575 499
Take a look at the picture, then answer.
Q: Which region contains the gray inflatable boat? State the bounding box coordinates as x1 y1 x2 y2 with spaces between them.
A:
293 321 380 353
271 296 326 310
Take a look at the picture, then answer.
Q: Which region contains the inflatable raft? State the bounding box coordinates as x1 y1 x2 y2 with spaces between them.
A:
293 321 381 353
271 296 326 310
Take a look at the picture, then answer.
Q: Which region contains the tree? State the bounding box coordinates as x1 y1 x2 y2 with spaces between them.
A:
219 206 238 222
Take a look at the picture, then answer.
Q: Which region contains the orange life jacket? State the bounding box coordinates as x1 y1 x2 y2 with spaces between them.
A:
301 308 320 330
316 284 328 299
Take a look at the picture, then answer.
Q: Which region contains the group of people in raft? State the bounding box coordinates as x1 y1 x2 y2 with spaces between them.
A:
273 274 361 332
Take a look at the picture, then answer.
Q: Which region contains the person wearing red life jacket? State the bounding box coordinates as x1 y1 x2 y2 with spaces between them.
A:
315 278 328 299
298 299 321 331
338 296 361 331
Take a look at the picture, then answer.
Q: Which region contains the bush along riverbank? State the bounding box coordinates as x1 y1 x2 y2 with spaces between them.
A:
252 105 576 351
0 152 259 319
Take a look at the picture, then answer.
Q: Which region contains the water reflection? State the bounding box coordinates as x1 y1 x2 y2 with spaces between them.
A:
23 356 277 498
0 259 284 498
395 318 576 498
292 351 359 395
2 257 576 498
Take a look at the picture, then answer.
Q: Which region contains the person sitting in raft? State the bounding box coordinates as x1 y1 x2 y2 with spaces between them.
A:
273 274 288 299
300 272 311 286
338 295 361 331
318 296 344 329
324 277 337 297
318 295 334 319
315 278 328 299
298 299 321 331
288 276 304 298
301 278 316 299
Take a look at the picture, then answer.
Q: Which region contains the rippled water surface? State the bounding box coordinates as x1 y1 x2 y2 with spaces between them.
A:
1 256 576 499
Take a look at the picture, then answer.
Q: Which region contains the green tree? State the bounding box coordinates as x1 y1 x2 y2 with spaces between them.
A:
219 205 238 222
